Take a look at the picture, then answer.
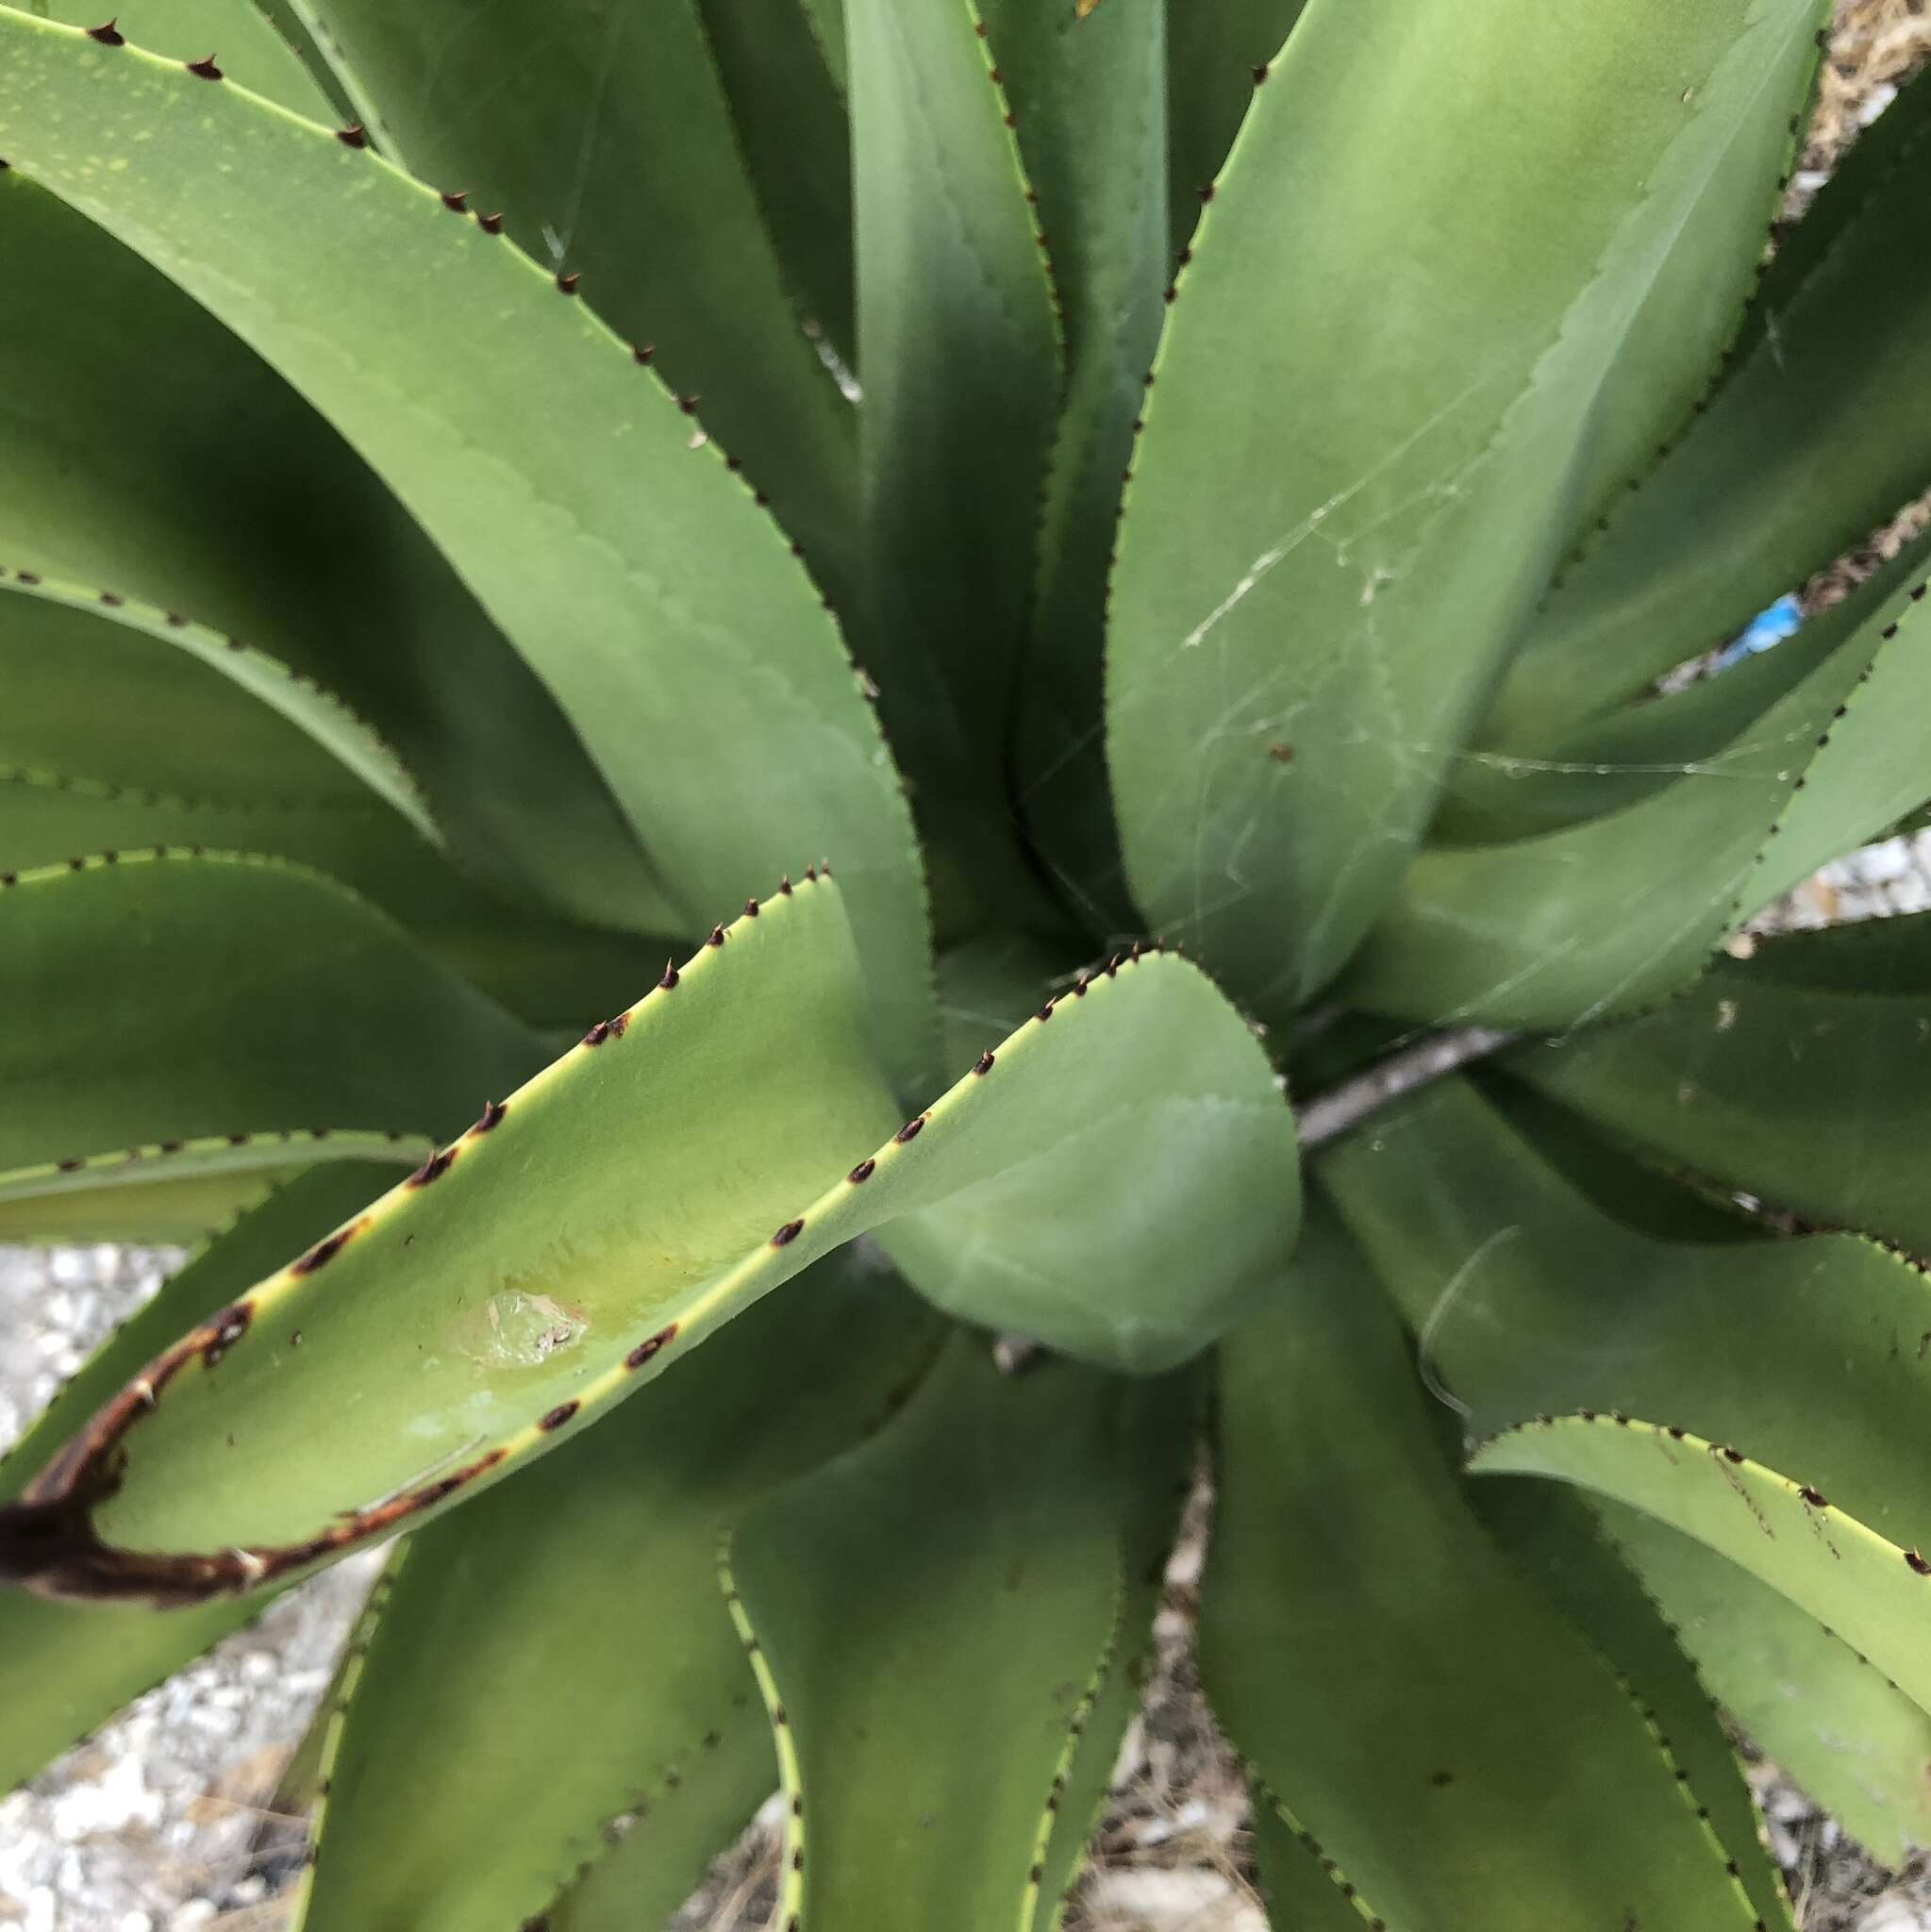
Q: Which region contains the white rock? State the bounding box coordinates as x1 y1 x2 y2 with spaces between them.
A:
1859 1899 1931 1932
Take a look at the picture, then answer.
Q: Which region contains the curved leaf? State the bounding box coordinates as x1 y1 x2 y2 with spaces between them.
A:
0 12 935 1094
0 1166 404 1793
726 1339 1183 1932
0 852 540 1176
45 0 337 114
1473 1416 1931 1724
1510 910 1931 1256
0 172 675 940
1597 1497 1931 1866
1199 1208 1759 1931
297 0 859 605
0 889 1295 1602
1107 0 1823 1016
294 1254 941 1932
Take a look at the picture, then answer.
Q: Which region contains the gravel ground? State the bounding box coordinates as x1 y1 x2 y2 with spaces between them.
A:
8 3 1931 1928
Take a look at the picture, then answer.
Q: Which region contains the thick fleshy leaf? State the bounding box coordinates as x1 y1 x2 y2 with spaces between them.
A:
0 852 540 1178
1596 1497 1931 1865
984 0 1167 921
1107 0 1823 1016
297 0 858 604
1473 1484 1789 1930
0 1167 401 1793
1344 542 1931 1025
1474 1416 1931 1724
1199 1208 1759 1930
0 14 934 1095
1488 59 1931 746
695 0 856 364
0 888 1291 1600
1510 911 1931 1255
0 570 432 838
0 173 674 941
293 1255 941 1932
727 1339 1184 1932
848 0 1064 922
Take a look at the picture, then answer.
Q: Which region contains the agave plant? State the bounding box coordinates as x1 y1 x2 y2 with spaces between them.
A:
3 0 1931 1924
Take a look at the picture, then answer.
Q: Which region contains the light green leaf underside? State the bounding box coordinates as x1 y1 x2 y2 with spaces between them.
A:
0 888 1291 1594
0 1130 423 1246
298 0 859 608
0 1166 400 1795
294 1255 942 1932
1473 1483 1790 1930
1107 0 1821 1017
1320 1074 1931 1576
1597 1498 1931 1866
1161 0 1307 253
695 0 857 366
1488 58 1931 745
987 0 1169 924
0 853 541 1176
1345 541 1931 1026
0 13 934 1095
1199 1207 1758 1931
729 1340 1179 1932
0 172 674 939
848 0 1065 924
1473 1417 1931 1727
1511 910 1931 1257
0 568 433 837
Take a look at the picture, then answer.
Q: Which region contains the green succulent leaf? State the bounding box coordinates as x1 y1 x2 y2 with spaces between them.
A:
1344 541 1931 1025
0 883 1289 1600
695 0 857 365
1509 910 1931 1256
0 173 677 941
0 1166 402 1794
293 1254 942 1932
295 0 859 608
1595 1497 1931 1866
726 1337 1185 1932
1473 1483 1790 1931
1473 1416 1931 1725
1489 58 1931 746
847 0 1064 923
983 0 1168 918
0 852 540 1183
0 569 434 839
1107 0 1822 1017
0 11 935 1095
1200 1207 1762 1930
